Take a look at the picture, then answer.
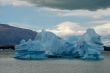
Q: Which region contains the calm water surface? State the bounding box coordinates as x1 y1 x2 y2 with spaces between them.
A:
0 50 110 73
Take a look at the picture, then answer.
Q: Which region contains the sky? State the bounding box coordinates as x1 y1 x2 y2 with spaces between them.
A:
0 0 110 46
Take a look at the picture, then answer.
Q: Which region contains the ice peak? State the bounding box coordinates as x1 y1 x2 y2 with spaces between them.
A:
86 28 97 35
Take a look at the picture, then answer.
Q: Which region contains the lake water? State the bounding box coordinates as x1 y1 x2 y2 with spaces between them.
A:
0 50 110 73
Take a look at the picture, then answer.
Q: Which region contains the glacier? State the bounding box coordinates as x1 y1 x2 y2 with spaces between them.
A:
15 28 104 60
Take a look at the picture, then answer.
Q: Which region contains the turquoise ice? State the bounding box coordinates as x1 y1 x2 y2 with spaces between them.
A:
15 28 104 60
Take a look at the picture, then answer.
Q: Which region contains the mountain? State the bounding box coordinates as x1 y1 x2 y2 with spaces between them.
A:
0 24 37 45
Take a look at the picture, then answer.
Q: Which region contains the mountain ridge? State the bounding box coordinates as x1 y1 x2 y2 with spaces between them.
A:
0 24 37 45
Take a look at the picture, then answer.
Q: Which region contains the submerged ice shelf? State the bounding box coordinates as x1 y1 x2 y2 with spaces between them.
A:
15 28 104 60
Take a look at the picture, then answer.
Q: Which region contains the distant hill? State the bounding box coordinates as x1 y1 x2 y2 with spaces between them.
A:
0 24 37 45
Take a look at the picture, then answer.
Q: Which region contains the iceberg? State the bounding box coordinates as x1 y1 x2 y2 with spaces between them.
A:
15 28 104 60
74 28 104 60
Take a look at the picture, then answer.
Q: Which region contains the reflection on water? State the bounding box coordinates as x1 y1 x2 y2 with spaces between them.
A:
0 51 110 73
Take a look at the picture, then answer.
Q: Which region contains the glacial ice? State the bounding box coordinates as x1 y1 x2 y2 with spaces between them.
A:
15 39 46 59
15 28 104 60
74 28 104 59
36 30 75 57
